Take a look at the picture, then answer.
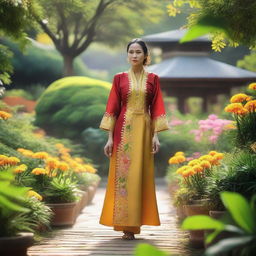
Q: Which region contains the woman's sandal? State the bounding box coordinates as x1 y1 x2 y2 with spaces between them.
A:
122 231 135 240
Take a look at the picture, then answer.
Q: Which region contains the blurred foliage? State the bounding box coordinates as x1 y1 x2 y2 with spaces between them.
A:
0 0 34 85
4 89 34 100
0 39 89 88
35 76 110 139
237 50 256 72
169 0 256 51
29 0 165 75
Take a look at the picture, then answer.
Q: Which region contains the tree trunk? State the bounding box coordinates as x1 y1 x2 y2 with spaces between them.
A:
63 55 75 77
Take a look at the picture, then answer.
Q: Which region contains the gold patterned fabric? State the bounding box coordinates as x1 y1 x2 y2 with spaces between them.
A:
99 112 116 131
153 114 169 132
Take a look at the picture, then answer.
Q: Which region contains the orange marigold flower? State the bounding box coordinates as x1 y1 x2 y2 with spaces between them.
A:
31 168 47 175
7 157 20 165
200 160 211 169
27 190 43 201
168 157 179 164
84 164 97 173
176 155 186 163
192 165 204 173
223 123 236 130
188 159 200 166
46 158 59 170
182 170 190 178
32 152 49 159
230 93 252 103
224 103 243 113
14 164 27 173
208 151 218 156
0 111 12 120
174 151 184 156
244 100 256 112
176 166 189 174
58 162 69 171
0 154 9 165
74 157 84 164
17 148 34 157
215 153 224 160
248 82 256 90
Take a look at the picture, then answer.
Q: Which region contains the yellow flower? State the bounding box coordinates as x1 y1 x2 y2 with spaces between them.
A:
176 155 186 163
31 168 47 175
7 157 20 165
200 160 211 169
14 164 27 173
0 155 9 165
223 123 237 130
230 93 252 103
46 158 59 170
192 165 204 173
208 151 218 156
32 152 49 159
215 153 224 160
248 82 256 90
166 4 181 17
175 151 185 156
182 170 190 178
199 155 213 161
27 190 43 201
168 157 179 164
17 148 34 157
84 164 97 173
58 162 69 171
224 103 244 114
244 100 256 112
74 157 84 164
188 159 200 166
176 166 189 174
0 111 12 120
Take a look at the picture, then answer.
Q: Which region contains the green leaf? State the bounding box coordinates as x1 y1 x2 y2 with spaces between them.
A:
181 215 224 230
205 229 222 244
0 194 30 213
134 243 169 256
205 236 253 256
220 192 255 233
180 15 228 43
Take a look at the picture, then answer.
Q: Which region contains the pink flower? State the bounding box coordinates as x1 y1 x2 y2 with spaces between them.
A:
208 114 218 120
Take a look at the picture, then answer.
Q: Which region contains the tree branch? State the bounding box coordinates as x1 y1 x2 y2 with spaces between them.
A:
73 0 116 55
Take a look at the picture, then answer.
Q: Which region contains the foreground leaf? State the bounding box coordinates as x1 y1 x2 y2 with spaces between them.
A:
221 191 255 233
205 236 253 256
134 243 169 256
182 215 224 230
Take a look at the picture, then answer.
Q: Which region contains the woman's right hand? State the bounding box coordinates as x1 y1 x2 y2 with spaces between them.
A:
104 139 113 158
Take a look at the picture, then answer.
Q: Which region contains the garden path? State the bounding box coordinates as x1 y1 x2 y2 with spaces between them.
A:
28 178 200 256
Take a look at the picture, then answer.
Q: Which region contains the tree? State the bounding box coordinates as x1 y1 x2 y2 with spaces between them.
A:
167 0 256 52
30 0 164 76
0 0 33 86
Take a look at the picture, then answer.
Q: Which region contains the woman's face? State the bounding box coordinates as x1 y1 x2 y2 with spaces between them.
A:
127 43 146 67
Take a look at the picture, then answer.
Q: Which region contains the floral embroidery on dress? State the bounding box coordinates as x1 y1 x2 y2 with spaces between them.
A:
113 68 148 225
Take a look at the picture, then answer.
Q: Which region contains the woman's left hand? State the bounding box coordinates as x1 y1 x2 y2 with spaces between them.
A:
152 133 160 154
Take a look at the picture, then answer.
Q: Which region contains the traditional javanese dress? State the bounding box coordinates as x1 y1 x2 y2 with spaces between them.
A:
99 68 169 234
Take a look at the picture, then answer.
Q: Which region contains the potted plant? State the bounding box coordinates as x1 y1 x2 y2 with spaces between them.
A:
174 151 225 247
182 191 256 255
0 170 34 256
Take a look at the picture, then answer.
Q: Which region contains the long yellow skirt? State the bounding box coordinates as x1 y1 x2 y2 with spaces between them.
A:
99 113 160 234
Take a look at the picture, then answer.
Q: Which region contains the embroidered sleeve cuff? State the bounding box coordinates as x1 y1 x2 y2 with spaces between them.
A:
99 112 116 131
152 115 169 132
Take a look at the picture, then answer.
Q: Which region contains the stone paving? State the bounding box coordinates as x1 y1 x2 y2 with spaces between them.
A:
28 178 202 256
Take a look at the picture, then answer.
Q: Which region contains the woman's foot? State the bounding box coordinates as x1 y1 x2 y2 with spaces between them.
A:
122 231 135 240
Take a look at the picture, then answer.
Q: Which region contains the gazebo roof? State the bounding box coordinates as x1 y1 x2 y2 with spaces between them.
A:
147 56 256 81
142 29 210 43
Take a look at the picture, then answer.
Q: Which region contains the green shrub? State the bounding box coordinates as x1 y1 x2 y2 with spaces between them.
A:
35 76 111 140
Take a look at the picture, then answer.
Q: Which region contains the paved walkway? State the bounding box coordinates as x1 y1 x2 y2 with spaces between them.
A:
28 178 200 256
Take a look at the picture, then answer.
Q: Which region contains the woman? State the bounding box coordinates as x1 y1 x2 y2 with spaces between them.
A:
99 38 169 240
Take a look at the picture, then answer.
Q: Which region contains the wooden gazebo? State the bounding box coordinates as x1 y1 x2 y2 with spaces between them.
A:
143 29 256 113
